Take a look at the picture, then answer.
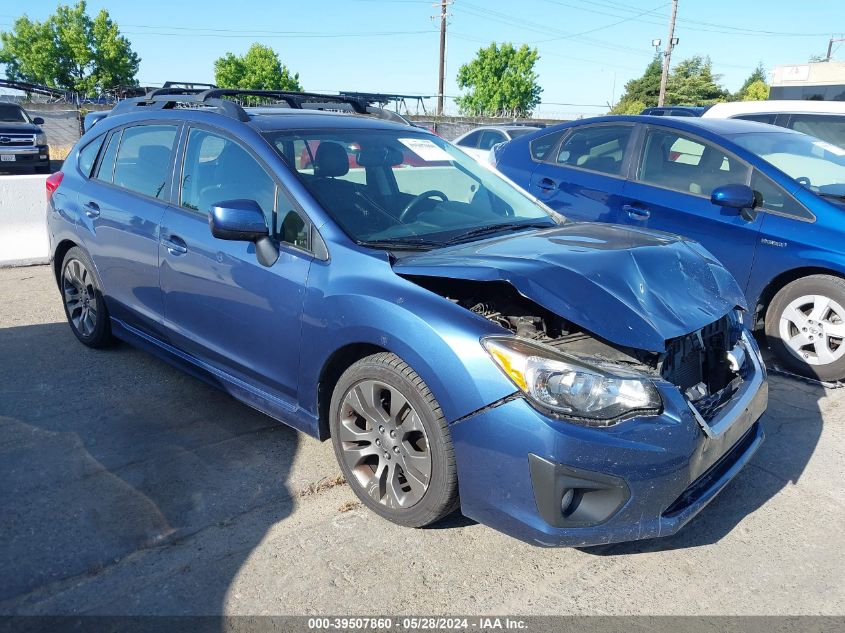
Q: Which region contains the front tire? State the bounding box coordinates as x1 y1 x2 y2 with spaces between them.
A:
765 274 845 381
60 247 114 348
329 352 459 527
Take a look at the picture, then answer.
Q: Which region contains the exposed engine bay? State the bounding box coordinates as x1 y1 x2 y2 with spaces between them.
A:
403 276 747 421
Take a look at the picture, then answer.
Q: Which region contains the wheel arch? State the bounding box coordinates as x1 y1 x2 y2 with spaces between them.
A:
316 342 389 441
52 239 78 286
755 267 845 328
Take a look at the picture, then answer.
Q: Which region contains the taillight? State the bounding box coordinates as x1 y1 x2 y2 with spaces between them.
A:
45 171 64 201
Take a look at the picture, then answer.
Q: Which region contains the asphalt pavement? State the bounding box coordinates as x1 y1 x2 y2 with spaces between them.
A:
0 265 842 616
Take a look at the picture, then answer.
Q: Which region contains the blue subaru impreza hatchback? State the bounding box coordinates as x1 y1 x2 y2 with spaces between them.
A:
46 90 767 546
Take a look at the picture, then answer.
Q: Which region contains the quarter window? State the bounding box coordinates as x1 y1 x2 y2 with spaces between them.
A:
638 128 749 197
554 125 632 175
530 130 564 161
181 128 277 229
751 170 812 220
78 134 105 178
112 125 178 199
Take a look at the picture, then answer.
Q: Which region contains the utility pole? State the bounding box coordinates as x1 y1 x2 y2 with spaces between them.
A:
657 0 678 107
826 36 845 62
436 0 449 116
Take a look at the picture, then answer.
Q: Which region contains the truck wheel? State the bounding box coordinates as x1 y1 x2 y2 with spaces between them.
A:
329 352 459 527
765 274 845 382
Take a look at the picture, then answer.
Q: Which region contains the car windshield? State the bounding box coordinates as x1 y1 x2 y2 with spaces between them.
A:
731 130 845 197
0 104 28 123
263 128 558 248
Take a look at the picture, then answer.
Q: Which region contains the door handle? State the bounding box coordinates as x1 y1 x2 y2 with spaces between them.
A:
83 201 100 218
536 177 557 191
162 235 188 256
623 204 650 220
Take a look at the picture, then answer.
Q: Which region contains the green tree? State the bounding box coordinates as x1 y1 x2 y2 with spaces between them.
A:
734 63 768 100
214 43 302 91
610 55 662 113
665 56 729 105
742 79 770 101
455 42 542 117
0 1 139 94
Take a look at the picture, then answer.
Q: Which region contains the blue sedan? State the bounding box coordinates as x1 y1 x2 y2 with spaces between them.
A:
46 93 766 546
494 115 845 381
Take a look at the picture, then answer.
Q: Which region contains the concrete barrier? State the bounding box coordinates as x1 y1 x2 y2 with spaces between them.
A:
0 175 49 267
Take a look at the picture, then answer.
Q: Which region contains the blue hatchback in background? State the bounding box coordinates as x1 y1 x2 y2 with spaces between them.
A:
494 115 845 382
46 91 766 546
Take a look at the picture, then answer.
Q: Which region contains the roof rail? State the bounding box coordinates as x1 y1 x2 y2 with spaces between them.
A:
110 94 250 121
106 89 413 125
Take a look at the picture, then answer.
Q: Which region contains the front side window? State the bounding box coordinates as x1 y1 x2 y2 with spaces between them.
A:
554 125 633 175
112 125 178 199
181 128 277 228
264 129 556 247
736 113 778 125
639 128 749 196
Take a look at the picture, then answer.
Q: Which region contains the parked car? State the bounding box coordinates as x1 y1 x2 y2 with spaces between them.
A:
46 91 767 547
0 102 50 173
702 100 845 149
640 106 708 117
493 115 845 380
453 125 541 162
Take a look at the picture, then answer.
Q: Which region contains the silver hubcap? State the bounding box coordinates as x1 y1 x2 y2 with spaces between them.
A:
779 294 845 366
62 259 98 337
338 379 432 509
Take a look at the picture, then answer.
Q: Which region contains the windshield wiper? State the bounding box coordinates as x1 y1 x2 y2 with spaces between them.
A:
441 221 556 246
357 237 442 250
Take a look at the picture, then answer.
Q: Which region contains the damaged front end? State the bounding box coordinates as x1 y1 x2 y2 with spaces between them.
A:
400 275 758 431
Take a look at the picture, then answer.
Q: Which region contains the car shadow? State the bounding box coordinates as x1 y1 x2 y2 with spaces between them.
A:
583 348 825 555
0 321 301 614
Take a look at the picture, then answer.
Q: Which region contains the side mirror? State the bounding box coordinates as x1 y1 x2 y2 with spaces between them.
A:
32 117 45 125
711 184 757 222
209 199 279 267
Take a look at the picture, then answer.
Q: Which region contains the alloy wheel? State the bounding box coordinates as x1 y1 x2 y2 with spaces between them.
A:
778 294 845 366
62 258 98 338
338 379 432 509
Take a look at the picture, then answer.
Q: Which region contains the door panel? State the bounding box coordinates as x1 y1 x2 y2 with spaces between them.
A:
528 124 634 223
621 126 761 289
159 207 310 399
80 124 179 335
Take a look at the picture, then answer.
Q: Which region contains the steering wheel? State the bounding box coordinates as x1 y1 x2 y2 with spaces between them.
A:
399 190 449 222
796 176 812 187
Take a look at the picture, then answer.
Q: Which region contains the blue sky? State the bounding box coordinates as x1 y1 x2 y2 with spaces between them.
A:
0 0 841 117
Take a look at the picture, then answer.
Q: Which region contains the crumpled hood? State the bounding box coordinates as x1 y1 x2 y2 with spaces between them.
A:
393 222 746 353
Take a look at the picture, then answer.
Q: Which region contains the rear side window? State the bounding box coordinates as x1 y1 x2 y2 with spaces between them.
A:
478 130 506 150
112 125 178 199
555 125 633 175
456 130 481 148
735 113 778 125
77 135 105 178
530 130 564 161
788 114 845 150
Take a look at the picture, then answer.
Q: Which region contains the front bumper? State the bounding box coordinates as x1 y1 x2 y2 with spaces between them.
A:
0 145 50 167
451 332 768 547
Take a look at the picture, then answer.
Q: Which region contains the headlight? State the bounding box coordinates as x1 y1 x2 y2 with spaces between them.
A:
35 132 47 145
482 336 661 425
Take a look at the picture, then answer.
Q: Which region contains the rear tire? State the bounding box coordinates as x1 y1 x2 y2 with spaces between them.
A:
329 352 459 527
765 274 845 382
60 247 114 348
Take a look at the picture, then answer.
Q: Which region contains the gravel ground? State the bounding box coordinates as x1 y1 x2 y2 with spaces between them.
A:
0 265 843 616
